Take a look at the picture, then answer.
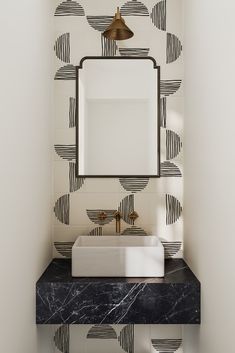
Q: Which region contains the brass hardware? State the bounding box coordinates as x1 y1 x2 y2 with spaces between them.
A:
98 211 107 221
103 7 134 41
129 211 139 223
113 211 122 234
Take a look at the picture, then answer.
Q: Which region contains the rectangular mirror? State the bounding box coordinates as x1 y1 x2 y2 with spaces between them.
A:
76 57 160 177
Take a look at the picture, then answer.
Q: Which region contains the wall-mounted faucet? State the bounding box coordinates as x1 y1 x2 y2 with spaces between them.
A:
113 210 139 234
113 211 122 233
98 210 139 234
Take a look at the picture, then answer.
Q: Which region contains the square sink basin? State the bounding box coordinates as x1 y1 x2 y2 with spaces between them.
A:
72 236 164 277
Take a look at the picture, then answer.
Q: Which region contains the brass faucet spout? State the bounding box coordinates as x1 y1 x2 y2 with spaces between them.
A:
114 211 122 234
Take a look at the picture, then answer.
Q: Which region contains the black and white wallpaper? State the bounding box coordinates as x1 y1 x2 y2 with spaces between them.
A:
53 0 183 350
53 324 183 353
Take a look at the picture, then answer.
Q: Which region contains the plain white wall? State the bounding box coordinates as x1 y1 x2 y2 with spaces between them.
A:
183 0 235 352
0 0 54 352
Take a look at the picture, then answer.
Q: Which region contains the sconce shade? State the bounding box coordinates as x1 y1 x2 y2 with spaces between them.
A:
103 7 134 41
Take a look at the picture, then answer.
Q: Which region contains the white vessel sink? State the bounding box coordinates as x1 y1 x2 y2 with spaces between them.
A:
72 236 164 278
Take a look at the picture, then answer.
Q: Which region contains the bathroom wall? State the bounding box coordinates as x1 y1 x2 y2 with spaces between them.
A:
53 0 184 352
183 0 235 352
0 0 54 352
53 0 184 263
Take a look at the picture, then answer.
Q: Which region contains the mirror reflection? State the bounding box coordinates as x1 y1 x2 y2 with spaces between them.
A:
76 57 160 177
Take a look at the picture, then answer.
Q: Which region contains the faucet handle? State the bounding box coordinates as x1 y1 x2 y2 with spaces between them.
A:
129 211 139 223
98 211 107 221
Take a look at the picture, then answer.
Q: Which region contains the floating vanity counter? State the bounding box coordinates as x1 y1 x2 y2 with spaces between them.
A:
36 259 200 325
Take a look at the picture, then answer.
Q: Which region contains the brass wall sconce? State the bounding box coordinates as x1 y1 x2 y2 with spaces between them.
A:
103 7 134 41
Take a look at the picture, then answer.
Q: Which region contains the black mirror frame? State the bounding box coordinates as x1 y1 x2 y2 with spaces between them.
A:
75 56 161 178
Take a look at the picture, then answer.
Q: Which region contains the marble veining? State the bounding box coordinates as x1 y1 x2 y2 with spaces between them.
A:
36 259 200 324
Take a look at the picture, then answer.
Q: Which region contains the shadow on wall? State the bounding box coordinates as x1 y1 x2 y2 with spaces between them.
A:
183 325 200 353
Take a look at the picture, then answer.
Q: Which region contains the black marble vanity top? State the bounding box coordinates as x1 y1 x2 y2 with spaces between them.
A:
36 259 200 325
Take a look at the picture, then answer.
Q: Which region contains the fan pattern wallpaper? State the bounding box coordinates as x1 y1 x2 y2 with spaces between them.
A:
53 0 183 351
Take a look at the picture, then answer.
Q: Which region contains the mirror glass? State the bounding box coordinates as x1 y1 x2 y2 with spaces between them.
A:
76 57 160 177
